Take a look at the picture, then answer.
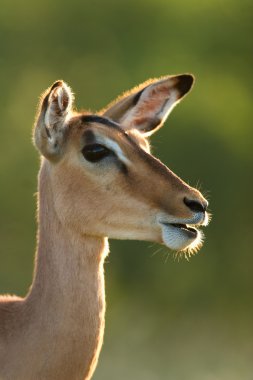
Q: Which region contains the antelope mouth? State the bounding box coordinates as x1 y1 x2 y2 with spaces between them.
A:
160 221 204 253
169 223 198 238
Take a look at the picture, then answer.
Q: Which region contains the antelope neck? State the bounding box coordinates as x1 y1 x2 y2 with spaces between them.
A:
24 160 108 380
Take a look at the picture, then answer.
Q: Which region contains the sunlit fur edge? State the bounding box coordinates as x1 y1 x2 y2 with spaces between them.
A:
173 229 205 261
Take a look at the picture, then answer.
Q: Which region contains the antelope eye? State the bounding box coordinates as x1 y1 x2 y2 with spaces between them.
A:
82 144 112 163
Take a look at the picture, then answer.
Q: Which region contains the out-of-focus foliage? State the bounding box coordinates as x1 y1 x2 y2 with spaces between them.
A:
0 0 252 378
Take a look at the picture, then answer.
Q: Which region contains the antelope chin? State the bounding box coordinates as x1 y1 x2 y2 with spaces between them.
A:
160 222 204 254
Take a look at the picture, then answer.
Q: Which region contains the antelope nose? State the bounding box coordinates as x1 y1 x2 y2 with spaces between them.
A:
184 197 208 213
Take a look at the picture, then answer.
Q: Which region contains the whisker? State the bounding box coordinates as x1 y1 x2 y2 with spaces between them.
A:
164 250 171 264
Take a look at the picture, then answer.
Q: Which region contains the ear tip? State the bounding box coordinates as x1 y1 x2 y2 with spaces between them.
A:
50 80 72 93
50 80 64 90
50 80 73 99
176 74 195 97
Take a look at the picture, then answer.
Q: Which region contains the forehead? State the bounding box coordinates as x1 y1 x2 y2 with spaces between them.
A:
68 114 150 151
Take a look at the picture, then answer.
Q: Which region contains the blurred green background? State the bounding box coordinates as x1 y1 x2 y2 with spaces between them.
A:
0 0 252 378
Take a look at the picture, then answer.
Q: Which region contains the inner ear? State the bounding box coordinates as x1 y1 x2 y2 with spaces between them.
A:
44 81 73 129
34 80 74 160
103 74 194 136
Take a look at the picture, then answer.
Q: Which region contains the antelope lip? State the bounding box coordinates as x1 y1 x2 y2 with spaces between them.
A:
164 222 198 238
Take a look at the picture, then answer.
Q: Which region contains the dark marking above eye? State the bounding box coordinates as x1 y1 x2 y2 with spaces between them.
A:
81 115 121 130
82 129 96 145
79 114 135 145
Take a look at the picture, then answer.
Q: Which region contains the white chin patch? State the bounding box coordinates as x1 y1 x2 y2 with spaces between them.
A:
161 224 204 254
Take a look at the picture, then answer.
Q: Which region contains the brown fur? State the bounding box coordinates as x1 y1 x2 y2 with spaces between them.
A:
0 75 208 379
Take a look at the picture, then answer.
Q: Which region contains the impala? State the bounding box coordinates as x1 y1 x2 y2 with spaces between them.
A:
0 74 209 379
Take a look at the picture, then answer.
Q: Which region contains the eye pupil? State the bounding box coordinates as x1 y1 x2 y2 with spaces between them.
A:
82 144 111 162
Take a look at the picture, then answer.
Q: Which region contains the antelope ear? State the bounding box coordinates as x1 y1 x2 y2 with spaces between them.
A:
34 80 74 160
103 74 194 136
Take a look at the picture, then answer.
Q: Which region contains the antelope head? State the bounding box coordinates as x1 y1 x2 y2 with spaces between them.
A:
34 74 209 256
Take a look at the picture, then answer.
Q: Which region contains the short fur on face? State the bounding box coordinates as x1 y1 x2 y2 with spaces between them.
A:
34 74 209 254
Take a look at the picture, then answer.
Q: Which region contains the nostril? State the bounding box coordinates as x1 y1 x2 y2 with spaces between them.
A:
184 197 207 213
